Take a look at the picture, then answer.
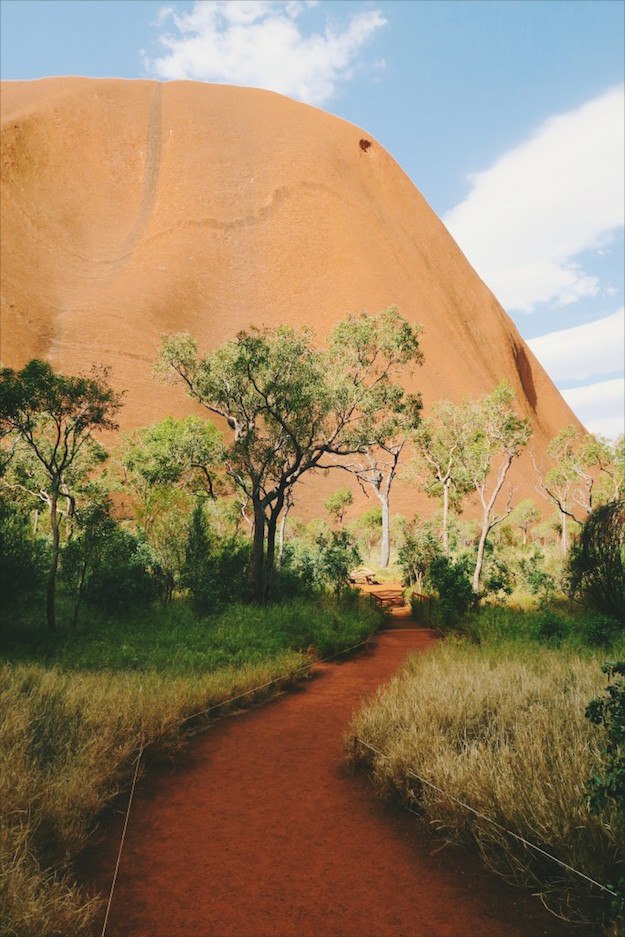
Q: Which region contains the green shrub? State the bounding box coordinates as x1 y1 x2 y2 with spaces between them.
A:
84 528 159 611
568 500 625 623
536 610 569 645
580 612 621 648
586 661 625 923
183 502 250 614
317 529 361 597
0 501 47 609
426 554 474 628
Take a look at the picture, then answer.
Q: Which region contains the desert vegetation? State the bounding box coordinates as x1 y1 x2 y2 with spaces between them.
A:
350 497 625 932
2 308 624 935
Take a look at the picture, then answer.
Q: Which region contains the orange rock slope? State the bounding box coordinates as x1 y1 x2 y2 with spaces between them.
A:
0 78 579 512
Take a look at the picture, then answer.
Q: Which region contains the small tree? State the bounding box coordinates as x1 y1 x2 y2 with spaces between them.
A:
324 488 353 527
511 498 541 547
0 360 122 629
335 392 422 567
318 529 361 597
534 427 623 554
61 501 117 628
412 399 471 555
397 517 440 591
463 383 532 593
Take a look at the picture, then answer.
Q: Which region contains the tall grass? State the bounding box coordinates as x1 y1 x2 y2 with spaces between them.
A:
349 637 624 928
1 595 382 937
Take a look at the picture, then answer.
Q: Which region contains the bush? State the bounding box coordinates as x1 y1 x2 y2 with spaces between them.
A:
568 500 625 622
586 661 625 923
317 529 361 597
536 610 569 645
0 501 47 609
83 527 159 612
183 502 250 614
518 547 557 601
426 554 474 629
580 612 621 648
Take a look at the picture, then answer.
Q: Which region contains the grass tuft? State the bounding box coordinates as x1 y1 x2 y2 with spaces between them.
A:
349 635 624 927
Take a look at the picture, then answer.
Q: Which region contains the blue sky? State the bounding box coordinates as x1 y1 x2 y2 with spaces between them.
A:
2 0 624 436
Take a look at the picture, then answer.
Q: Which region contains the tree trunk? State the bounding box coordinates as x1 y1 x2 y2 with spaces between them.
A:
561 509 568 555
522 528 527 547
249 498 266 603
264 493 286 601
278 500 291 565
442 478 451 555
265 515 277 602
47 491 59 631
472 514 490 594
378 491 390 568
72 559 89 631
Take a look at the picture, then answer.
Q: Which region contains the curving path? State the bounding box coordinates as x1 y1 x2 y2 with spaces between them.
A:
89 588 588 937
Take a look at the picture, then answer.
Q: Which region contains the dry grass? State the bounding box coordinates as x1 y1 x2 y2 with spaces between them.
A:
349 639 623 927
0 653 307 937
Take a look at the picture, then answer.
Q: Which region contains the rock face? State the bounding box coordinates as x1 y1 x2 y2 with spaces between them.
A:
1 78 579 511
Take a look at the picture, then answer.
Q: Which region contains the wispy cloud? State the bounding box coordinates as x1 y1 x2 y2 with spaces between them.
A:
145 0 387 105
528 308 624 383
444 86 624 312
561 378 624 439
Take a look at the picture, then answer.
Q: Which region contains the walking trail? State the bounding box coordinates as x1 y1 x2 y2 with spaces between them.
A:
89 586 587 937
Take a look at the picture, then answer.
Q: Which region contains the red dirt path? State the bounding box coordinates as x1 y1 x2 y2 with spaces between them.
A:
88 590 589 937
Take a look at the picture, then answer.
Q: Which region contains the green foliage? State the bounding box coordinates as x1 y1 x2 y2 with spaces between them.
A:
579 613 621 649
568 500 625 622
397 517 440 589
518 546 557 601
586 661 625 922
157 308 423 600
78 526 159 613
317 529 361 596
0 359 122 629
535 610 569 645
182 501 250 615
4 595 383 674
136 486 194 601
480 542 514 598
324 488 353 525
426 554 474 628
0 501 47 609
61 502 118 625
511 498 541 544
122 415 224 496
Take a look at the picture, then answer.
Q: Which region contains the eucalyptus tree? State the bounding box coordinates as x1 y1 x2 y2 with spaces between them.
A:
511 498 542 547
330 392 422 567
411 399 472 555
0 360 122 629
463 382 532 593
534 426 622 554
157 307 422 601
324 488 353 527
122 415 225 498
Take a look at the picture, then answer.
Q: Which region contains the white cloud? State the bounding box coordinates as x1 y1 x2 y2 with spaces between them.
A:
561 378 625 439
146 0 387 105
528 308 624 383
444 86 625 312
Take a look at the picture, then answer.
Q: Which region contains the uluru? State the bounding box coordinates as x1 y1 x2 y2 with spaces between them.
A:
0 77 579 505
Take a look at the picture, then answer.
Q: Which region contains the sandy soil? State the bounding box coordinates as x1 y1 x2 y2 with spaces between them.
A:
85 589 589 937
